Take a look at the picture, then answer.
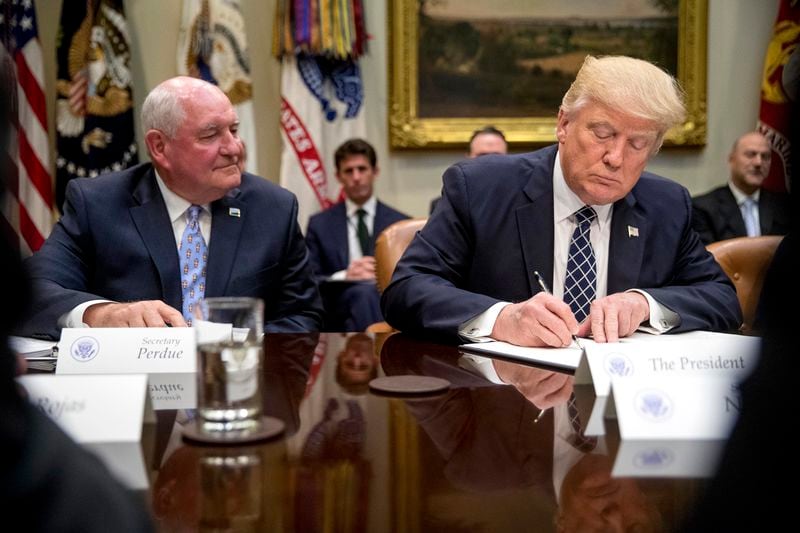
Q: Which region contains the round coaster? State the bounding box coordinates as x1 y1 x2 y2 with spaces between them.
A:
369 375 450 397
182 416 285 446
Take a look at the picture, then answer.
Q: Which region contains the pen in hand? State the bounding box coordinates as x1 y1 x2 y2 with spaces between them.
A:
532 270 586 351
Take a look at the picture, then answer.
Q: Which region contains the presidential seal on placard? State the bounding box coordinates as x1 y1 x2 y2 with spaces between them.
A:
604 352 634 377
70 336 99 362
634 448 675 469
634 389 673 422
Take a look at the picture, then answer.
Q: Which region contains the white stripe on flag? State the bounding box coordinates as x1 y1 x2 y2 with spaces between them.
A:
234 100 258 174
17 162 52 239
21 40 46 89
278 56 366 231
16 83 49 165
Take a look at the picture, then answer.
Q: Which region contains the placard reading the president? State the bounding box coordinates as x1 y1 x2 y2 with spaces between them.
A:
573 331 759 436
57 327 196 374
575 331 760 394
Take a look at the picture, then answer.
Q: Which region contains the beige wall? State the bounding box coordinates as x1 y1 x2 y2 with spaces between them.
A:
36 0 778 217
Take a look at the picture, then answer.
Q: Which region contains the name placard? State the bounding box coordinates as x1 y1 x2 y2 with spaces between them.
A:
605 375 742 478
148 372 197 410
611 438 728 478
57 327 196 374
17 374 151 489
573 331 759 435
606 375 742 440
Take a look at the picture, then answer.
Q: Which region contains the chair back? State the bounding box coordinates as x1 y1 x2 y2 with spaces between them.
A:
374 218 427 294
706 235 783 334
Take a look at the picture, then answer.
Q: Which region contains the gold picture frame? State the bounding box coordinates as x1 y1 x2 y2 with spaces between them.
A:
389 0 708 149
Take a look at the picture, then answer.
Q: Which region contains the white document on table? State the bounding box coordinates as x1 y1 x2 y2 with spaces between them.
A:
459 340 583 370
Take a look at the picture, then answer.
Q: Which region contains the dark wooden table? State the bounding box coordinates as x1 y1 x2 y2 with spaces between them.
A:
143 332 709 532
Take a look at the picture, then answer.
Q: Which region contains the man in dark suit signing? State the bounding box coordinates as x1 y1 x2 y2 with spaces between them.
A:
382 55 740 346
691 131 791 244
18 76 323 339
305 139 408 330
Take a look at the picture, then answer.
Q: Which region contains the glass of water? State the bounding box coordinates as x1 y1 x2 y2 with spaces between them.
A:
193 297 264 434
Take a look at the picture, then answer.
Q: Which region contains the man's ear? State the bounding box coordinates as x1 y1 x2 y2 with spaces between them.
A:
145 129 169 168
556 109 569 144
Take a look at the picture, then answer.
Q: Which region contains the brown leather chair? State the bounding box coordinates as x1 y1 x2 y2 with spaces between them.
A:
365 218 427 333
706 235 783 334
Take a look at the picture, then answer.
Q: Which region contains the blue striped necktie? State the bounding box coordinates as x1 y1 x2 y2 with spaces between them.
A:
742 197 759 237
564 205 597 323
180 205 208 325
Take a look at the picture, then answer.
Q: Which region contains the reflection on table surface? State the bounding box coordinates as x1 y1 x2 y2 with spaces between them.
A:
145 332 708 532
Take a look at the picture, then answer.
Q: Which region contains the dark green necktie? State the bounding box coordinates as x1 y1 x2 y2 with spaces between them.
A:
356 208 370 256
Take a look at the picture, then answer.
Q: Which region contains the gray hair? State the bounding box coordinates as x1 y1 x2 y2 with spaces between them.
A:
140 80 187 139
561 55 686 149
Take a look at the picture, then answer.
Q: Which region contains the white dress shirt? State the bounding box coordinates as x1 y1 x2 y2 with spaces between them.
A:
329 195 378 280
461 150 677 339
61 172 211 327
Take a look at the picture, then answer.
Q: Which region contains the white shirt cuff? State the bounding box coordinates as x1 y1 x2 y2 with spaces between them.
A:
628 289 679 334
459 302 511 342
61 300 113 328
330 269 348 281
458 354 505 384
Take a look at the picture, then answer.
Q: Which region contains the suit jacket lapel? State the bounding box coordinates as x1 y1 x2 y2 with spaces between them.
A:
206 189 245 296
130 170 182 310
374 201 393 235
758 191 774 234
332 203 349 266
371 202 392 255
517 174 555 296
720 189 746 237
608 193 646 293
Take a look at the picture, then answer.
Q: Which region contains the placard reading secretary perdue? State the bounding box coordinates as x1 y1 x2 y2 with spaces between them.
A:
57 327 196 375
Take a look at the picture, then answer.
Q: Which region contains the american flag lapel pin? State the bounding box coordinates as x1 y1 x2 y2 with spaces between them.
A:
627 225 639 238
229 207 241 218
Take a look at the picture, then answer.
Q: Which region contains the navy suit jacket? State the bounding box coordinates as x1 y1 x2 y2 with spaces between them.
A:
19 163 323 339
382 145 741 341
691 184 791 244
305 200 409 277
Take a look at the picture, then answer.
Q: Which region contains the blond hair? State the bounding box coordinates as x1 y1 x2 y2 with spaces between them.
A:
561 55 686 149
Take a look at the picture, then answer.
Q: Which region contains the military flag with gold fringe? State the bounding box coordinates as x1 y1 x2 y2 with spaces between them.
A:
274 0 368 230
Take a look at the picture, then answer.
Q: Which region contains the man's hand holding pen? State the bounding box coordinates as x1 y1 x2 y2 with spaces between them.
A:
491 292 580 348
490 272 650 346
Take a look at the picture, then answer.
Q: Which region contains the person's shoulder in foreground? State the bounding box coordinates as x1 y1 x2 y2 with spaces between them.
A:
0 212 153 532
381 55 740 346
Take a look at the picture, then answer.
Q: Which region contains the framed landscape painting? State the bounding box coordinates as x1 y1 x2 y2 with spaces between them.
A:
389 0 707 149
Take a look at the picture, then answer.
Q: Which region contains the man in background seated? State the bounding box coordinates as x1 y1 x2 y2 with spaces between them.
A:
468 125 508 158
335 333 378 395
383 55 740 346
430 125 508 214
18 76 323 339
691 131 791 244
305 139 409 331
